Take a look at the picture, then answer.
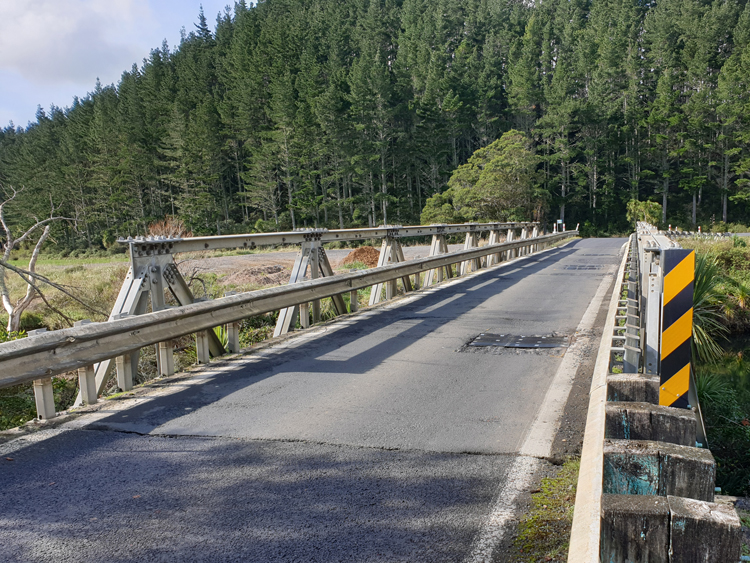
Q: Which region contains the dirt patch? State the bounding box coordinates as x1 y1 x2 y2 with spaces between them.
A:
341 246 380 268
219 265 289 287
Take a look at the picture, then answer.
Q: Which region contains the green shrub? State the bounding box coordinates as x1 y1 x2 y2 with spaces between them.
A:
716 247 750 272
698 377 750 496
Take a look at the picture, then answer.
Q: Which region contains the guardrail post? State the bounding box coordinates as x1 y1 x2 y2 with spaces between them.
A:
226 322 240 353
370 229 412 304
222 292 241 354
115 354 134 392
506 229 515 260
28 328 56 419
158 341 175 377
191 298 211 364
385 238 397 299
310 245 322 323
33 378 56 419
77 364 97 405
111 314 137 391
520 227 529 256
532 226 539 252
73 320 98 404
349 290 359 313
196 330 210 364
486 229 501 266
460 224 481 275
424 229 452 286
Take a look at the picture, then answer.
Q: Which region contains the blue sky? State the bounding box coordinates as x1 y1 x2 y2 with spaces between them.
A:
0 0 232 128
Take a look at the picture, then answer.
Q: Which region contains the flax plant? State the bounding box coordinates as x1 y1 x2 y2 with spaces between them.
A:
692 252 729 364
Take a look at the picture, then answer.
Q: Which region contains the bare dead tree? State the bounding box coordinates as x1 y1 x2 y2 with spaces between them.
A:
0 186 73 331
0 259 108 324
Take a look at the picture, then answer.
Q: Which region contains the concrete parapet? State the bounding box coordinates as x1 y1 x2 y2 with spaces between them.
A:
601 494 742 562
607 374 660 404
668 495 741 563
601 494 670 563
603 440 715 502
605 402 696 447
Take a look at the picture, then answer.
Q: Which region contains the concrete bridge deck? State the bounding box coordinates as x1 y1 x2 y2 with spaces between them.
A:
0 238 624 562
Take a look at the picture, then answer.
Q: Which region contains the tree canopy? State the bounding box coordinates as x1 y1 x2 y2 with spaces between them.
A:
421 130 541 223
2 0 750 248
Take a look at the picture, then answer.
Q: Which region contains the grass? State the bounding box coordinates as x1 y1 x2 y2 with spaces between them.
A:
8 255 129 267
513 458 580 562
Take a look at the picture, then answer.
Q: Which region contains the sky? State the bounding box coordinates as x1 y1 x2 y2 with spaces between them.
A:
0 0 232 129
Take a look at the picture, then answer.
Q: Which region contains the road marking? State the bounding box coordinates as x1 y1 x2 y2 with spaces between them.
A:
465 260 618 563
465 455 540 563
519 263 616 458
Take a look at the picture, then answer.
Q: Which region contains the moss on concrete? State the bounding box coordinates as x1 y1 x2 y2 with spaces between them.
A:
513 458 579 562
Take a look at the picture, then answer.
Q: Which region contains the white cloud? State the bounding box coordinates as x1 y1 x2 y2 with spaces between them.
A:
0 0 155 86
0 0 231 125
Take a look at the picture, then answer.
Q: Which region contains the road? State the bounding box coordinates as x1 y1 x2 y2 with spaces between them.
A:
0 238 625 562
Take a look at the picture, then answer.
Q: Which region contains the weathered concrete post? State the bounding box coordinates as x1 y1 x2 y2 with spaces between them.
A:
486 229 501 266
73 320 97 404
33 378 56 419
600 494 670 563
158 341 175 377
349 290 359 313
668 496 742 563
299 302 310 328
196 330 210 364
310 245 321 323
223 292 240 354
77 365 97 405
506 229 515 260
28 328 56 419
111 314 136 391
115 354 134 392
385 239 397 300
460 225 480 275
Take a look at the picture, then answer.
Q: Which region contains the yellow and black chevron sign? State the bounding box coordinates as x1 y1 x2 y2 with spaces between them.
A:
660 249 695 409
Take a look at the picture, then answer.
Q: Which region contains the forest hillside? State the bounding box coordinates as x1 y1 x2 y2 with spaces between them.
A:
2 0 750 248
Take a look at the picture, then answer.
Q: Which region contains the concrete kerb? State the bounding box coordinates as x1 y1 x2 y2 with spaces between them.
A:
568 235 631 562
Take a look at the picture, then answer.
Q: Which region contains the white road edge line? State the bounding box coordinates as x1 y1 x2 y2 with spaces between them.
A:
518 262 617 458
464 257 619 563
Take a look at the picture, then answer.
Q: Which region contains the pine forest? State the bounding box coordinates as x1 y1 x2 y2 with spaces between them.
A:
2 0 750 247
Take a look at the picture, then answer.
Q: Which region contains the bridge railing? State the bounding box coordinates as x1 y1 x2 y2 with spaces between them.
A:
1 227 576 421
72 221 543 407
569 224 742 563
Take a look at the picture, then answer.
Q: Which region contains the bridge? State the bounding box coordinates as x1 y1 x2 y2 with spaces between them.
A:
0 223 742 561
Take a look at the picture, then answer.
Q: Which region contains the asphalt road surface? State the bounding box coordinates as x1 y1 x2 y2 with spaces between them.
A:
0 238 625 563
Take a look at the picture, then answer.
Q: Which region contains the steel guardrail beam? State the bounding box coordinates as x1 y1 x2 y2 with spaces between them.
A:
117 222 538 254
0 231 575 388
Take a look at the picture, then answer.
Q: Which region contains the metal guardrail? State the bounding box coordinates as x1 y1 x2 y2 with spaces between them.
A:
2 229 576 421
116 222 538 253
76 221 544 407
